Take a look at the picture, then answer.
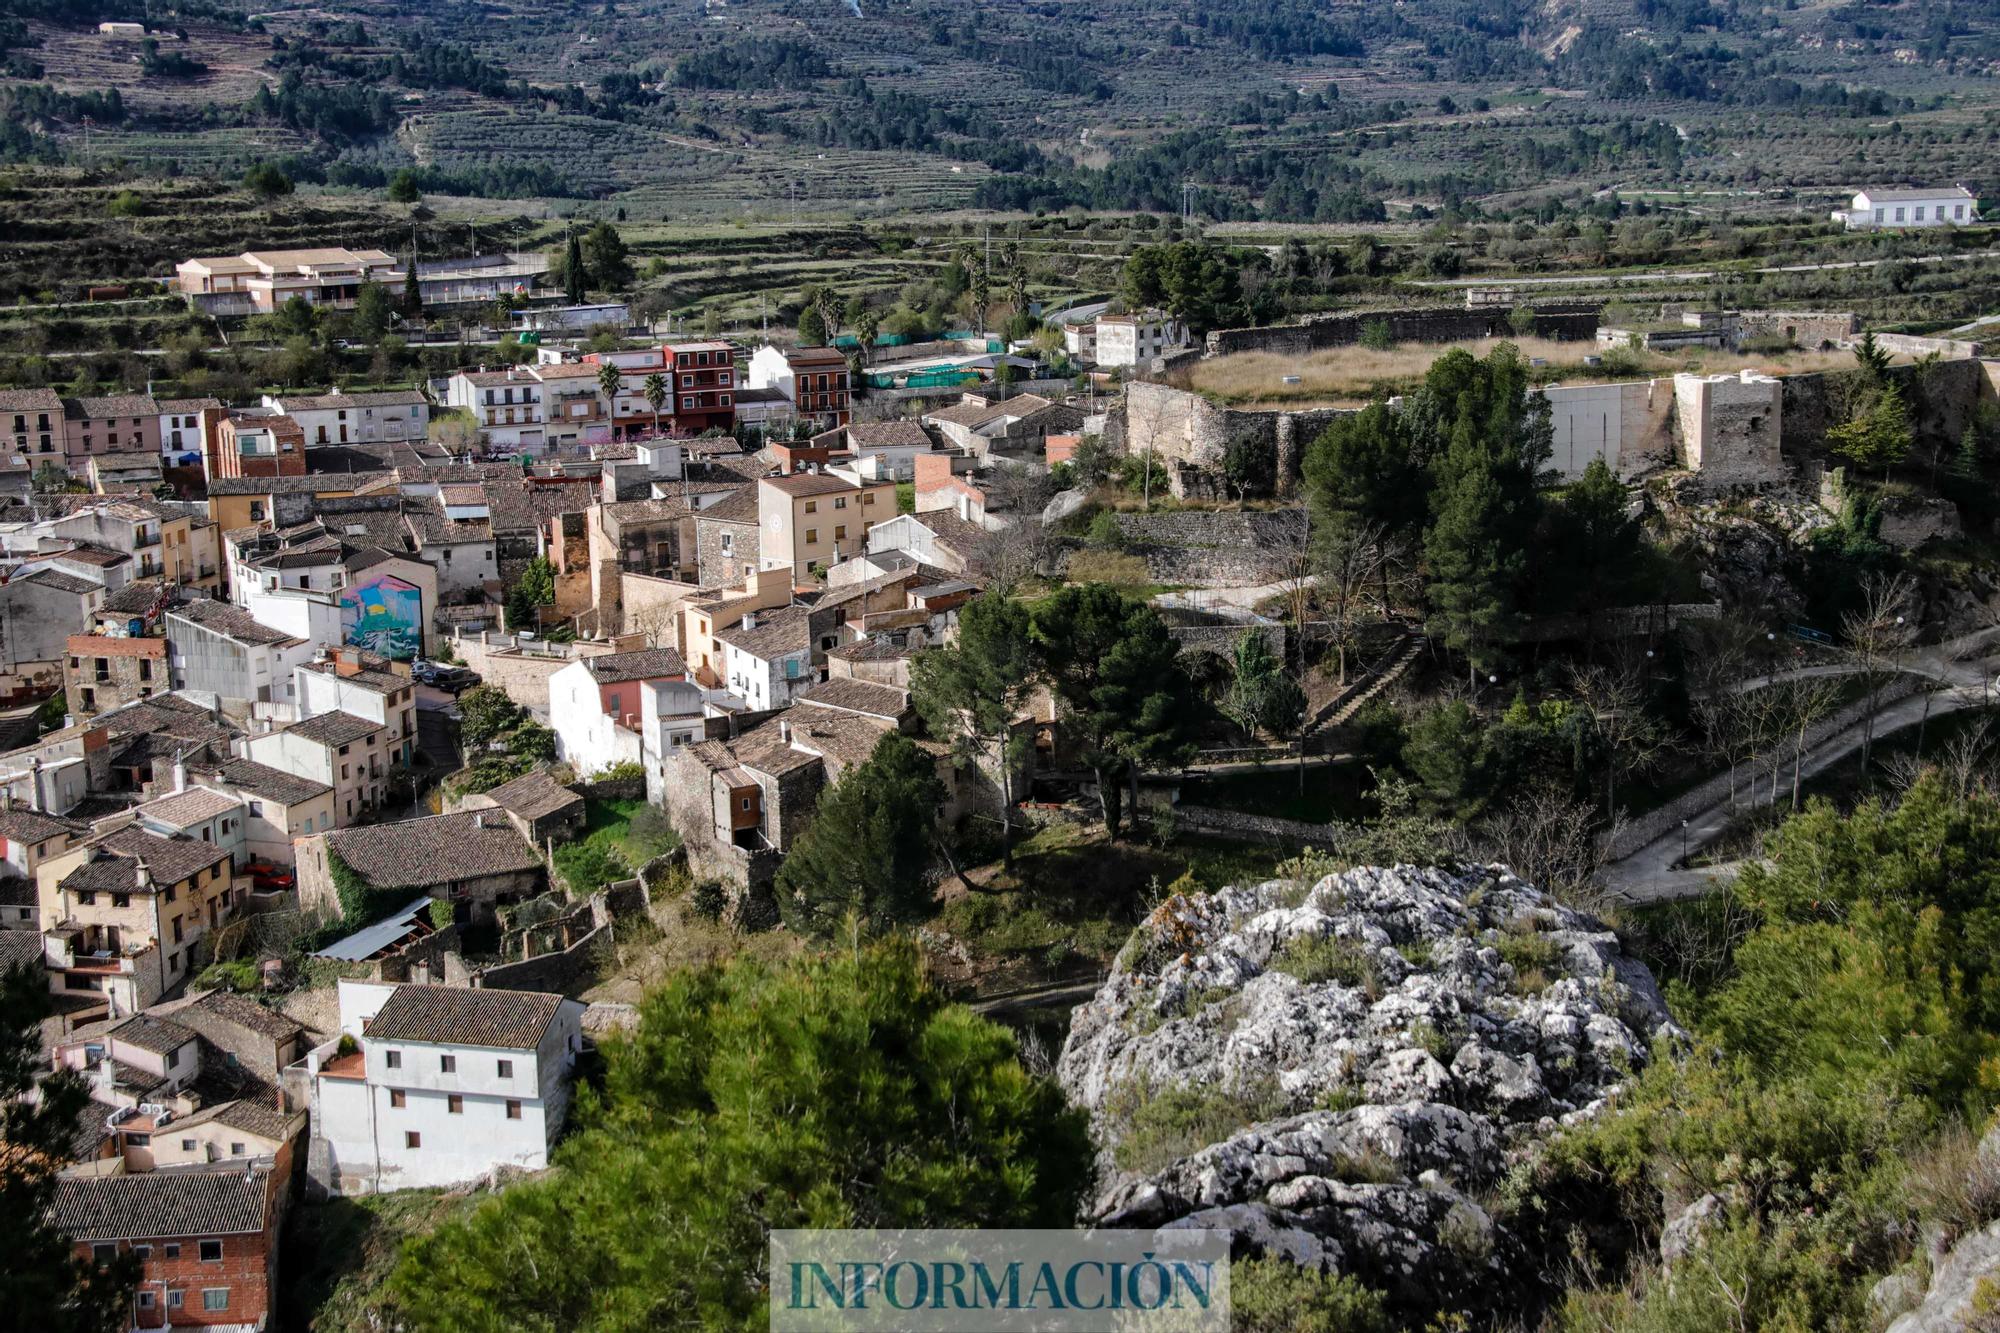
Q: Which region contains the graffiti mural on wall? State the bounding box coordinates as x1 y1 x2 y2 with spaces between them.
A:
340 574 423 660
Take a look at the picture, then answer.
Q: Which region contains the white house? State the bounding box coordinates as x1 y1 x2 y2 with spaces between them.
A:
444 368 545 453
548 648 689 777
639 677 708 806
1094 310 1188 368
295 656 418 767
307 980 585 1194
1835 185 1979 230
244 708 391 828
716 604 813 712
264 389 430 446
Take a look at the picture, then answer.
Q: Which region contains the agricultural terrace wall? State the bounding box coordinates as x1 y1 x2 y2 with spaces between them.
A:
1201 303 1602 360
1111 510 1308 586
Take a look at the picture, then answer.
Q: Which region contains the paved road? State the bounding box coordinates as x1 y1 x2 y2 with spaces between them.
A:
1409 247 2000 290
1599 682 1980 903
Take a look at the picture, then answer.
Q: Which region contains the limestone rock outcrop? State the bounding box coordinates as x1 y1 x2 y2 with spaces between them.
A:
1058 864 1679 1308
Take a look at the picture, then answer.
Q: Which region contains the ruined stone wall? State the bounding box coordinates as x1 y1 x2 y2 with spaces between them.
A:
1734 310 1858 348
1676 371 1784 485
1202 303 1601 360
1871 332 1987 360
1121 380 1351 500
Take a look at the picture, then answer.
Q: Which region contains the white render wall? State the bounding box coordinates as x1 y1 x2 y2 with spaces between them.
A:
549 660 642 776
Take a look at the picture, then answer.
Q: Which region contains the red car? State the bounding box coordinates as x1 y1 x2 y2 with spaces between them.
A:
245 862 295 893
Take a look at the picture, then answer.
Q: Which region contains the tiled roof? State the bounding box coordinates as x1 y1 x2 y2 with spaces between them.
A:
0 929 43 970
714 604 810 660
761 473 864 499
167 599 305 649
136 787 242 828
184 989 306 1043
1855 185 1977 202
826 635 915 662
108 1013 198 1055
322 810 541 889
846 419 936 450
47 1165 273 1241
299 661 408 695
100 580 176 615
15 569 100 596
61 826 229 894
480 770 583 822
64 634 165 659
785 707 899 775
205 471 391 496
582 648 686 683
693 485 760 525
909 510 990 554
0 806 84 845
796 679 911 721
155 397 224 414
278 390 426 410
0 388 63 411
364 984 565 1050
192 757 330 807
284 711 383 748
69 394 160 419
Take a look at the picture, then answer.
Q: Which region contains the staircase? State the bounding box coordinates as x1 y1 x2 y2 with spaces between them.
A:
1305 632 1422 741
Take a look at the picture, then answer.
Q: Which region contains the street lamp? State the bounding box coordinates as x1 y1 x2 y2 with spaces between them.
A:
1681 817 1689 864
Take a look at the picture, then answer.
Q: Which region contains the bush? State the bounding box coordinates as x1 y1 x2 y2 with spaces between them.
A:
1103 1074 1288 1175
1229 1257 1392 1333
1086 508 1126 550
1270 932 1381 994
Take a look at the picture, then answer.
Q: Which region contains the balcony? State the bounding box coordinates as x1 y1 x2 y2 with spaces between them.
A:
133 531 160 549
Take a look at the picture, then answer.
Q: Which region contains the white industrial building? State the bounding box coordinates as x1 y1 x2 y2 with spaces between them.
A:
305 981 585 1194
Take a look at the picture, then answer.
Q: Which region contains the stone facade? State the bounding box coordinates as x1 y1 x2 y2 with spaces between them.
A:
1674 370 1784 484
695 516 759 589
1108 510 1308 587
1122 380 1349 501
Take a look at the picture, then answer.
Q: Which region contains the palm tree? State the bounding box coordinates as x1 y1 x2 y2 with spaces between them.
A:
643 371 668 437
597 361 623 434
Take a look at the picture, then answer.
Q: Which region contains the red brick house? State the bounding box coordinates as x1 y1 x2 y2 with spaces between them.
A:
48 1150 288 1330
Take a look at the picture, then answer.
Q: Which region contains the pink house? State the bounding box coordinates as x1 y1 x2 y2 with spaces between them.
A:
63 393 162 475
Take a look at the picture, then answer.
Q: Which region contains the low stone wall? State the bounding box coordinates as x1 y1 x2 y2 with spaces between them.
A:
1734 310 1858 349
1173 803 1342 848
1170 622 1288 663
1122 380 1351 500
472 922 610 996
1202 302 1602 360
1871 332 1986 360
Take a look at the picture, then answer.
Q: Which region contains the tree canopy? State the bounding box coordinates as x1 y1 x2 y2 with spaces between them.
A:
388 941 1091 1331
773 731 946 938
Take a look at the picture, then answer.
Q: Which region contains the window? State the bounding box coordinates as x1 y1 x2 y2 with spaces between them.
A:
126 1131 151 1145
164 1245 179 1260
803 500 817 514
113 893 129 910
805 528 818 544
137 1292 155 1311
168 1291 183 1309
202 1289 229 1312
77 891 95 906
230 1142 245 1156
199 1241 222 1262
497 1059 513 1078
405 1131 421 1148
507 1099 522 1120
181 1138 195 1151
1915 206 1927 221
683 397 695 410
389 1089 405 1108
862 493 875 506
1896 207 1906 221
448 1094 463 1114
440 1054 456 1073
92 1243 116 1264
134 1245 150 1260
384 1050 401 1069
834 525 846 541
834 497 847 510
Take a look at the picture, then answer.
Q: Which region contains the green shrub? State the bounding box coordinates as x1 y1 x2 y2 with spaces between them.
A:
1103 1074 1287 1175
1270 933 1380 995
1229 1256 1392 1332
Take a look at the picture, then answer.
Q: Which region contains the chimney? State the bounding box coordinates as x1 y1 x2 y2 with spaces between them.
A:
778 719 791 744
171 752 187 794
741 611 757 631
134 859 151 891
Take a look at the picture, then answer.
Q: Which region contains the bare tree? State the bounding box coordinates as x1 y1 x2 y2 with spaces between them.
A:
1686 617 1762 807
1885 714 1999 799
1571 658 1676 819
1768 673 1848 810
968 465 1059 591
1484 782 1612 908
1841 570 1918 776
1315 515 1390 686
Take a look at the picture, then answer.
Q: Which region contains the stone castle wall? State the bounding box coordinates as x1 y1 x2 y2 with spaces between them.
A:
1203 302 1601 360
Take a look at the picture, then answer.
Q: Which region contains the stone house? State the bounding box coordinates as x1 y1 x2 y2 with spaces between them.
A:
64 633 166 717
295 810 546 925
458 769 586 848
691 485 762 588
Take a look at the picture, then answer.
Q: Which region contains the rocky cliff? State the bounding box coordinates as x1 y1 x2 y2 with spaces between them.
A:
1058 864 1680 1310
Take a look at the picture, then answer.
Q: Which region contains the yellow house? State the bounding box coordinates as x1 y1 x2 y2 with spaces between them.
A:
37 824 240 1017
756 473 895 578
205 473 389 545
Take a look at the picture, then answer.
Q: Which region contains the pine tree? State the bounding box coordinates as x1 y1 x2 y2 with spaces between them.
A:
0 965 140 1330
910 594 1037 865
400 255 423 320
1426 440 1523 686
773 732 944 937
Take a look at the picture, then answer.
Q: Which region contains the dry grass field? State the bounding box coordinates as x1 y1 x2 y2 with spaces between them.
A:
1185 338 1865 407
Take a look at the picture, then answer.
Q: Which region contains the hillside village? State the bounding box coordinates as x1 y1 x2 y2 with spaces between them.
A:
3 167 2000 1331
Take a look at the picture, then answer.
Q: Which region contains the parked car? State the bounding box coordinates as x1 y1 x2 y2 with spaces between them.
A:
245 861 295 893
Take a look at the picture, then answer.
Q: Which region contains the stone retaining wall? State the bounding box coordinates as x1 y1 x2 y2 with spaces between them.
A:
1202 302 1602 360
1173 803 1342 847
